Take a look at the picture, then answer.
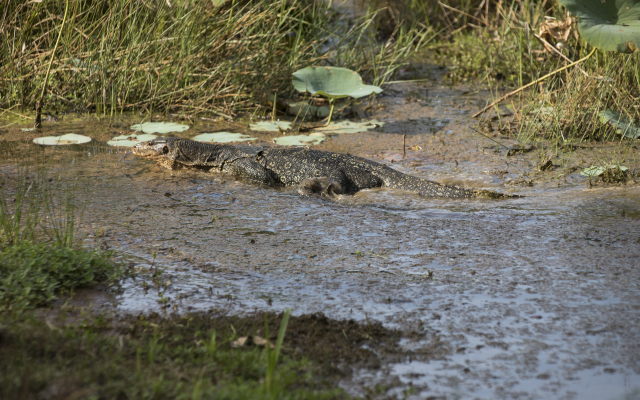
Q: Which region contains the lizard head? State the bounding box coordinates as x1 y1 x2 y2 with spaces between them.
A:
132 137 180 159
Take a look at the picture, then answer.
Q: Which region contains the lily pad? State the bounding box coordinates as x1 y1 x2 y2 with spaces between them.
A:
33 134 91 146
292 66 382 100
107 133 158 147
313 120 385 135
130 122 189 134
193 132 257 143
249 121 292 132
580 165 628 177
273 133 325 146
599 109 640 139
558 0 640 53
21 128 35 132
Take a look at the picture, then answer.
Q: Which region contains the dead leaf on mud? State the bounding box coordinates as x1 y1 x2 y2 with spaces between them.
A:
539 14 574 52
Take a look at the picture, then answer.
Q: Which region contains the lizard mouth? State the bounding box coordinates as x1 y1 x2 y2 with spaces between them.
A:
132 142 169 157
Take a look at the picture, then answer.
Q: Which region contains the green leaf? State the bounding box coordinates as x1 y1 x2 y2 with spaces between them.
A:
130 122 189 134
249 121 292 131
558 0 640 53
107 134 158 147
273 133 325 146
33 134 91 146
193 132 257 143
599 109 640 138
292 66 382 100
312 120 385 134
581 166 606 176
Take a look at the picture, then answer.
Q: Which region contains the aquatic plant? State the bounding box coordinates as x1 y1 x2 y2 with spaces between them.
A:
32 134 91 146
273 133 325 146
130 122 189 134
292 66 382 125
558 0 640 53
193 132 257 143
107 134 159 147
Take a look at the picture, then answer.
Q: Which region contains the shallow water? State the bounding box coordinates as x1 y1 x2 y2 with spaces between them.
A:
2 71 640 399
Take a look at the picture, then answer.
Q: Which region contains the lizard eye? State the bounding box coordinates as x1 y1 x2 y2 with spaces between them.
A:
162 146 169 154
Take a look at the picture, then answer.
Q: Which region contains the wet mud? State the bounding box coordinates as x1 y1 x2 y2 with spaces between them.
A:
2 70 640 399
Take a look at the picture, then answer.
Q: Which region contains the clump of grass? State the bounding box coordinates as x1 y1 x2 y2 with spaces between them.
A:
515 50 640 143
0 0 428 117
0 311 344 400
0 242 120 310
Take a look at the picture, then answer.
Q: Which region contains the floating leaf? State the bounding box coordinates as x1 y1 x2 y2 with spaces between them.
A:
107 133 158 147
33 134 91 146
599 109 640 139
292 66 382 100
580 166 606 177
274 133 325 146
313 120 385 135
580 165 628 177
193 132 257 143
249 121 292 131
130 122 189 134
558 0 640 53
21 128 35 132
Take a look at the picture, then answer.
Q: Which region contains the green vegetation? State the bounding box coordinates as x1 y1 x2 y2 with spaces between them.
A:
0 310 345 400
292 66 383 124
0 242 119 310
0 0 427 118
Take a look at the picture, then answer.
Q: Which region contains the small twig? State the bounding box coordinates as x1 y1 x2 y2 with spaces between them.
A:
469 126 510 149
473 48 597 118
402 134 406 159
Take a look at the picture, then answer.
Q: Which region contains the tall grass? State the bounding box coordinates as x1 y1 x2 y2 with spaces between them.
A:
373 0 639 143
0 0 429 117
0 154 82 248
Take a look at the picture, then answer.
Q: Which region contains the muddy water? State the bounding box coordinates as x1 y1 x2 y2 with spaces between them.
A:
2 75 640 399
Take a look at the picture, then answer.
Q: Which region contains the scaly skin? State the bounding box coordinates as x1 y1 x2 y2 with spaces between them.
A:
132 137 518 199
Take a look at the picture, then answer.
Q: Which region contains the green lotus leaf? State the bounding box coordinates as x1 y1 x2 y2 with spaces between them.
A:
130 122 189 134
558 0 640 53
580 166 606 176
107 133 158 147
313 120 385 135
273 133 325 146
599 109 640 138
33 134 91 146
249 121 292 132
193 132 257 143
581 164 629 176
292 66 383 100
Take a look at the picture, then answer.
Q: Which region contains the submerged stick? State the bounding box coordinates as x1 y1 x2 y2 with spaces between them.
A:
472 48 597 118
35 0 70 129
119 151 133 162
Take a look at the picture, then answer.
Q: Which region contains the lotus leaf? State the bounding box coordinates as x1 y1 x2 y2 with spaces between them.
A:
249 121 292 131
599 109 640 139
107 134 158 147
193 132 257 143
580 166 606 177
33 134 91 146
558 0 640 53
292 67 382 100
313 120 385 135
273 133 325 146
130 122 189 134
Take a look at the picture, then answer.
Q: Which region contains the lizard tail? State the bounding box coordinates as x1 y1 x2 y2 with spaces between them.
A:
383 172 519 199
